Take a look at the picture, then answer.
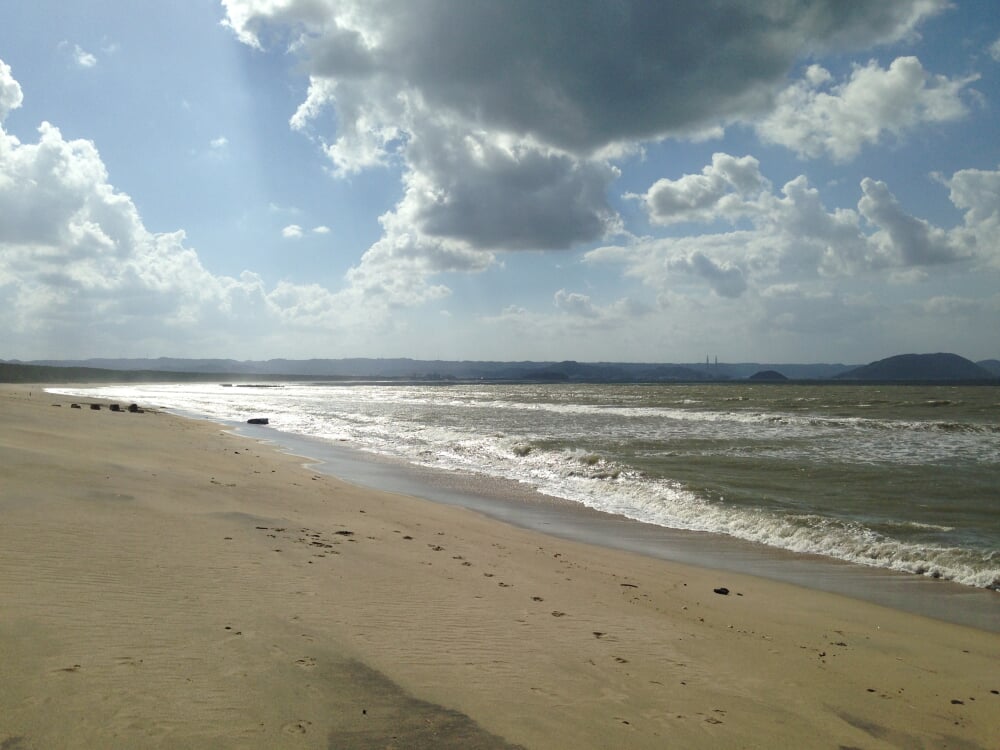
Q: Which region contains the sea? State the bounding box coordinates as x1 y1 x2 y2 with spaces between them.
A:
50 381 1000 621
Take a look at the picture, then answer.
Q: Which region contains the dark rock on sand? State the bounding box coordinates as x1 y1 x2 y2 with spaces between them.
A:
713 587 730 595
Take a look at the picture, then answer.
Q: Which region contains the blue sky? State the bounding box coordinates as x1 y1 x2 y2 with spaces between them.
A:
1 1 998 363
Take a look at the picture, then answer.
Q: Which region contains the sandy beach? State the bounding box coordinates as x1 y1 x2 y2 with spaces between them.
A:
1 386 997 749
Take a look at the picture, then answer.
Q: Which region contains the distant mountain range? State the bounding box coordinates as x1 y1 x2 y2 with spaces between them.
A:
2 356 848 382
2 353 997 384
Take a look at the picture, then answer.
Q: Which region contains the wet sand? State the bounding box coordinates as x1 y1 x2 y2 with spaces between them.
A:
236 426 1000 633
1 386 998 748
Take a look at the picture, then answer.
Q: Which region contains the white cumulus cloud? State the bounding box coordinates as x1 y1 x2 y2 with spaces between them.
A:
58 41 97 68
629 153 769 225
757 57 977 162
73 44 97 68
944 165 1000 268
0 59 397 357
554 289 599 318
588 153 993 301
0 59 23 121
989 36 1000 62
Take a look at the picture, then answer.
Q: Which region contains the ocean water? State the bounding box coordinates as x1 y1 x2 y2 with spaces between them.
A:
51 382 1000 591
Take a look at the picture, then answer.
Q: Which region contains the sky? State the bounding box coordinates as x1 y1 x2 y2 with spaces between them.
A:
1 1 999 364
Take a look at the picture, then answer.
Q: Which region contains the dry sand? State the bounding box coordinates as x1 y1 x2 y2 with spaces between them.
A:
0 385 997 749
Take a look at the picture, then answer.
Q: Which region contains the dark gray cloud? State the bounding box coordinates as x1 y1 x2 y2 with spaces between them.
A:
859 177 967 266
237 0 946 152
405 126 619 250
670 251 747 297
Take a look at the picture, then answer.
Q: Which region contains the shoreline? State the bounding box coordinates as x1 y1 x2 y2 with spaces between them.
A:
230 422 1000 633
48 381 1000 612
2 385 998 748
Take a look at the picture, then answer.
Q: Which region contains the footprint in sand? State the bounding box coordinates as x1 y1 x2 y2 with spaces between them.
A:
282 720 312 734
295 657 317 669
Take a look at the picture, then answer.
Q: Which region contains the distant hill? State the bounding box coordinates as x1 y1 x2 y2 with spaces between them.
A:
836 353 996 382
748 370 788 381
977 359 1000 376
